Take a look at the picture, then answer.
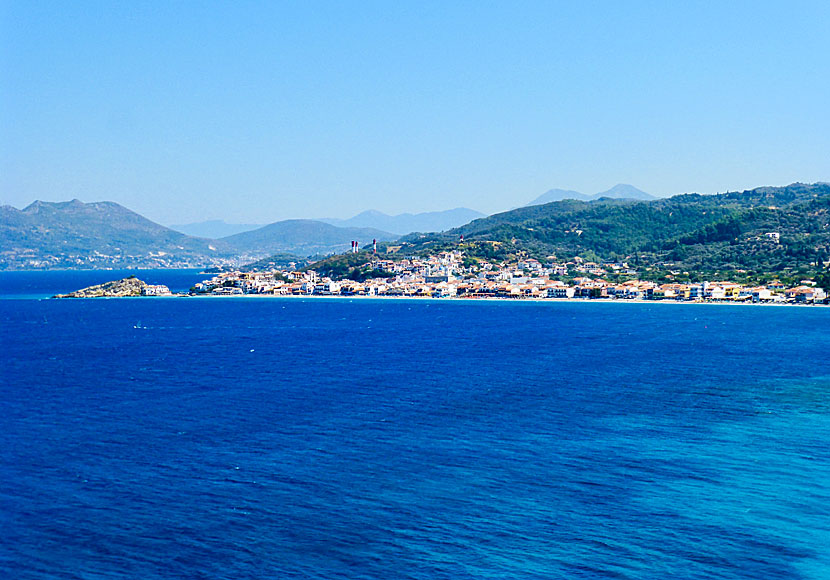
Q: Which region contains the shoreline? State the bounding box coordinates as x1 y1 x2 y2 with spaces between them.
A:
45 293 829 308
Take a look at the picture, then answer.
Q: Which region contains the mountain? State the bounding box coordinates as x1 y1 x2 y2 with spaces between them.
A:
320 208 485 235
221 219 396 256
594 183 655 200
170 220 263 239
527 184 655 206
527 189 592 205
400 183 830 277
0 199 237 270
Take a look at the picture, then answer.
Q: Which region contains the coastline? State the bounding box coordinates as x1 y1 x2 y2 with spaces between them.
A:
4 271 825 307
132 293 829 308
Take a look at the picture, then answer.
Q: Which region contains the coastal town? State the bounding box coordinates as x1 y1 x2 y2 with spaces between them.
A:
184 251 829 304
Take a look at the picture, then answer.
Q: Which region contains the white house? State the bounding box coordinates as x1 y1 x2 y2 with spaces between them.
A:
547 286 575 299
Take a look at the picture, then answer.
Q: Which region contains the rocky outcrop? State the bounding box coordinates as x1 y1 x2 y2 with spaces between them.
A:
54 277 147 298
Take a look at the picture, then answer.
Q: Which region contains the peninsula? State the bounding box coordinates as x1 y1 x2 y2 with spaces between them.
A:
54 277 171 298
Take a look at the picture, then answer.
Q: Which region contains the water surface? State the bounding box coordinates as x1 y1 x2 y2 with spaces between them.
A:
2 275 829 579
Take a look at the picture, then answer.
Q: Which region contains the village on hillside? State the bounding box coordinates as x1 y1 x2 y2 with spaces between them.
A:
188 251 828 304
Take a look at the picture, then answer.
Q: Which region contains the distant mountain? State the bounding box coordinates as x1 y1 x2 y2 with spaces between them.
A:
527 189 592 205
320 207 485 235
594 183 655 200
221 219 396 256
170 219 262 239
0 199 238 269
527 184 655 206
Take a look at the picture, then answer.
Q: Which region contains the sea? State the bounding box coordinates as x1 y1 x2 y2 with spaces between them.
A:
2 270 829 579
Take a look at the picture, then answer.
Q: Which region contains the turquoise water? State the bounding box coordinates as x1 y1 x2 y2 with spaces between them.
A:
2 271 829 579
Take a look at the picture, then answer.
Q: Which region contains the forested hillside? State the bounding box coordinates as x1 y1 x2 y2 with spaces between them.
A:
398 183 830 280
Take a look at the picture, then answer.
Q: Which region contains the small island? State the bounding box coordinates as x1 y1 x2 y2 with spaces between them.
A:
53 277 171 298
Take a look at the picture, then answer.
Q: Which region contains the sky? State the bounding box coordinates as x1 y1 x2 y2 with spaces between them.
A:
1 1 829 225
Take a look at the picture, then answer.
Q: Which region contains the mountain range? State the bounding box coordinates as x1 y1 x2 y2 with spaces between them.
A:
527 184 655 205
5 183 828 276
0 201 397 269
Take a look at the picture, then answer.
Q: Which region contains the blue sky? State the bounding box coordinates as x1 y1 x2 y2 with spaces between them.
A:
2 1 828 224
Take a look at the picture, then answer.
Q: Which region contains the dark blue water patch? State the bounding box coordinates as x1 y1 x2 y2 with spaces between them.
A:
2 296 830 579
0 269 206 299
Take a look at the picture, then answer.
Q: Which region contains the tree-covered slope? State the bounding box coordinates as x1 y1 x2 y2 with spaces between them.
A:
399 183 830 274
661 195 830 273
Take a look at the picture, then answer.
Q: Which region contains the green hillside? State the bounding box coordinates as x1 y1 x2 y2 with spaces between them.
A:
304 251 395 282
399 183 830 281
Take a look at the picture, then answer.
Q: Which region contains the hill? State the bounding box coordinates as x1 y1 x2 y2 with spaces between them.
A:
221 219 396 256
53 276 149 298
298 249 398 282
0 200 237 269
320 207 485 235
401 183 830 280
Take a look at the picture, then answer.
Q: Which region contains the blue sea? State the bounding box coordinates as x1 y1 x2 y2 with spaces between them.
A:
2 270 830 579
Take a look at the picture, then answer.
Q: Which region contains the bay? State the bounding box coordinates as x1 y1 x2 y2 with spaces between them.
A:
2 272 829 579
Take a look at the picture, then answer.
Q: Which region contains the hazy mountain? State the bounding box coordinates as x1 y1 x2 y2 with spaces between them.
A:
0 199 235 269
320 207 485 235
221 219 396 256
594 183 655 200
170 219 263 239
526 189 592 205
527 184 655 206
